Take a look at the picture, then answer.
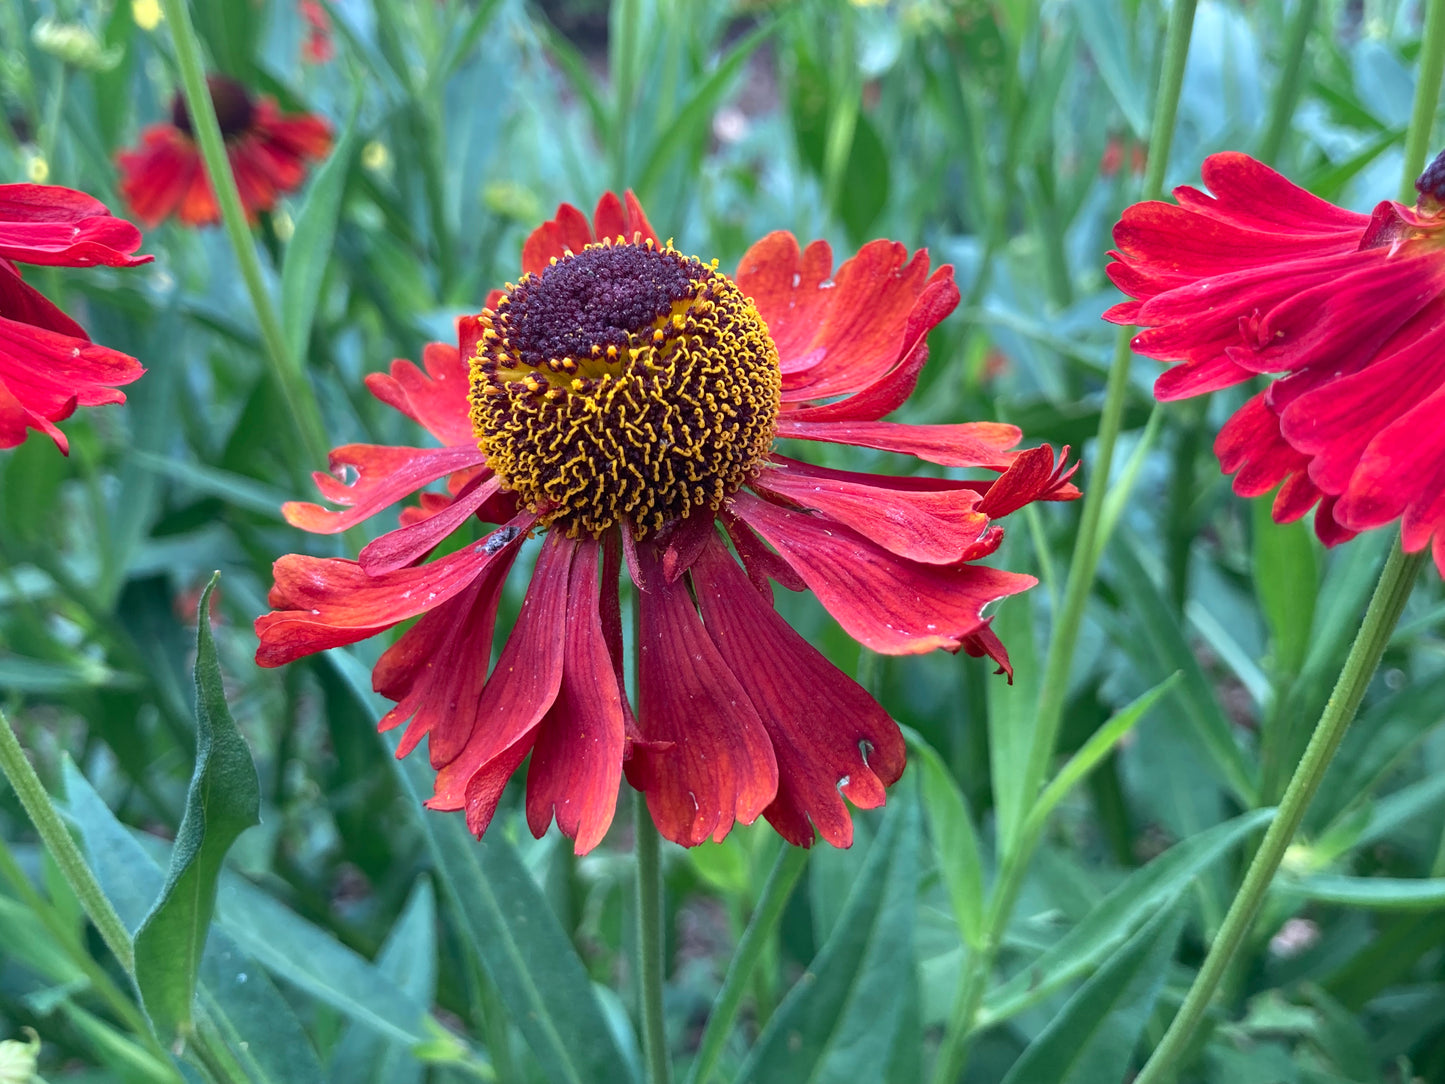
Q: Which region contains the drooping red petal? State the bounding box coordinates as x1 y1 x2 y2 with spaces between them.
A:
372 530 525 763
625 541 778 846
729 491 1036 655
525 539 627 854
0 183 151 267
428 533 576 809
0 306 144 451
363 342 476 447
691 538 904 848
460 736 535 839
752 456 996 565
254 523 526 666
961 621 1013 681
775 417 1022 469
282 444 488 534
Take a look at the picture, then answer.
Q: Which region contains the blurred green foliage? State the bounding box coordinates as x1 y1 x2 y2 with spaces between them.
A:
1 0 1444 1081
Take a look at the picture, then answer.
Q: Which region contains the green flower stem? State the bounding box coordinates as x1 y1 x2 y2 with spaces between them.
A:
1021 0 1198 848
931 6 1199 1081
0 707 135 975
1257 0 1319 167
1401 0 1445 203
634 790 672 1084
1134 542 1425 1084
157 0 330 472
685 844 809 1084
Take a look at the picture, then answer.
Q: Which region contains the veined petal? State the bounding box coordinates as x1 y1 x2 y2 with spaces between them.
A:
429 532 576 809
625 541 778 847
525 538 627 854
692 538 904 847
730 491 1036 655
775 417 1022 469
358 474 504 574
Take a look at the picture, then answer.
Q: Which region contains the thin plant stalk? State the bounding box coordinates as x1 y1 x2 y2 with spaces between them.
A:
686 844 809 1084
1257 0 1319 167
930 5 1200 1081
156 0 330 471
634 790 672 1084
0 707 135 974
1133 544 1426 1084
1133 5 1445 1073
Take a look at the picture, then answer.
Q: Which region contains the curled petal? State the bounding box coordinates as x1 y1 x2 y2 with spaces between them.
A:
283 444 487 534
976 444 1079 517
730 491 1036 655
0 183 151 267
254 521 527 666
753 456 995 565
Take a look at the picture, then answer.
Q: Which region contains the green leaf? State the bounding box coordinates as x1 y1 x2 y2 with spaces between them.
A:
328 651 633 1084
738 784 919 1084
281 111 360 366
1314 773 1445 865
1000 904 1184 1084
134 574 261 1043
1074 0 1149 136
1289 875 1445 911
1026 673 1180 837
988 591 1040 855
1252 503 1319 676
1109 537 1257 805
328 879 439 1084
63 761 322 1083
980 808 1274 1026
216 876 431 1048
906 728 986 950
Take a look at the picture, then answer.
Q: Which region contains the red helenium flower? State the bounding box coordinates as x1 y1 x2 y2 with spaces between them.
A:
256 192 1078 853
116 75 332 228
0 183 151 452
1107 151 1445 576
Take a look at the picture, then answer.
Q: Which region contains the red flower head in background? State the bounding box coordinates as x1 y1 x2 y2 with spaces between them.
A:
0 184 151 452
256 193 1078 853
1107 151 1445 577
116 75 332 228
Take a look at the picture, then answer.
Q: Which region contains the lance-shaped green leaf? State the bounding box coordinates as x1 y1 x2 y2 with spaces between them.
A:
907 728 986 950
737 783 920 1084
1000 903 1184 1084
134 574 261 1043
980 808 1273 1026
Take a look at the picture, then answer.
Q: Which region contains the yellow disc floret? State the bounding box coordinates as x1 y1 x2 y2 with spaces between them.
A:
468 238 782 538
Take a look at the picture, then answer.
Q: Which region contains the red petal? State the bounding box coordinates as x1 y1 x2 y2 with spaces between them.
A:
455 735 534 838
591 190 659 247
961 621 1013 681
0 183 150 267
363 342 475 447
977 444 1079 517
282 444 487 534
358 475 504 575
691 538 904 848
525 538 627 854
372 535 523 763
775 417 1022 469
254 528 522 666
521 203 595 274
752 456 995 565
735 233 836 375
729 491 1037 655
429 533 576 808
625 542 778 846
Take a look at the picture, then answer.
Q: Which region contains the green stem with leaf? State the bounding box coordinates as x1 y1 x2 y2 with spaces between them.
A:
930 4 1200 1079
156 0 330 471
